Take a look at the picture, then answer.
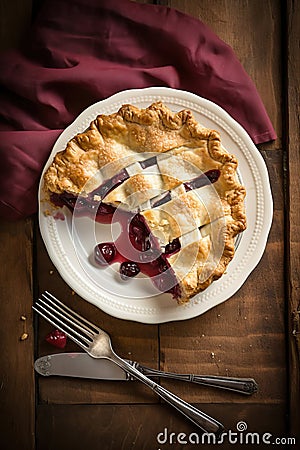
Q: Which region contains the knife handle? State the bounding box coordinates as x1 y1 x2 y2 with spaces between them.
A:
130 363 258 395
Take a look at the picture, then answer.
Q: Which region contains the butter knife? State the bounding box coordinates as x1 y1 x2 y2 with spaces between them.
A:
35 353 258 395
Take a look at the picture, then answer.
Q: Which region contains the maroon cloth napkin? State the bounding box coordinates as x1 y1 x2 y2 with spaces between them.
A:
0 0 276 220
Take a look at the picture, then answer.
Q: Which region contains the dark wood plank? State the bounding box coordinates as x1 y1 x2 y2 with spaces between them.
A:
286 0 300 438
159 0 282 149
0 220 35 450
0 2 35 450
0 0 32 50
36 403 288 450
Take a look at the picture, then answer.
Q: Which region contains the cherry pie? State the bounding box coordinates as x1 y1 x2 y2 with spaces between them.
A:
43 102 246 304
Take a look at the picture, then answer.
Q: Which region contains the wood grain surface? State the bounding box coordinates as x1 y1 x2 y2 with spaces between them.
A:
0 0 299 449
0 219 35 450
286 0 300 437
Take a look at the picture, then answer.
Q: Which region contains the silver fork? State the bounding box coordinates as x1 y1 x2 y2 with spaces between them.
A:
33 291 224 435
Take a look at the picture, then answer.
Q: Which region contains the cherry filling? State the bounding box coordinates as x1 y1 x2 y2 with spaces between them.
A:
51 190 181 298
184 169 220 191
129 214 152 252
49 167 220 300
50 192 115 224
92 169 129 198
164 238 181 255
93 209 181 298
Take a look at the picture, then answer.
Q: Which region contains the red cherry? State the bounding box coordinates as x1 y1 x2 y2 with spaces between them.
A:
45 329 67 349
120 261 140 280
94 242 116 266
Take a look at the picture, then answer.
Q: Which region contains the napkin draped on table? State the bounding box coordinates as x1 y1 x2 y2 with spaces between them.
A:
0 0 276 220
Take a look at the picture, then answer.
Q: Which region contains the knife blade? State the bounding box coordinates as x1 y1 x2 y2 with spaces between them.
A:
34 353 258 395
35 353 128 380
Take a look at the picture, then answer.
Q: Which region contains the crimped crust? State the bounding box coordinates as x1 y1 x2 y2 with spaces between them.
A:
44 102 246 303
45 102 220 194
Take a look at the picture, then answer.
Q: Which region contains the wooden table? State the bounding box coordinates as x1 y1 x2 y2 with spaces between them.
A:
1 1 299 449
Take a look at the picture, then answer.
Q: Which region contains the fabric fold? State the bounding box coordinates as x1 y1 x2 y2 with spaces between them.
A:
0 0 276 220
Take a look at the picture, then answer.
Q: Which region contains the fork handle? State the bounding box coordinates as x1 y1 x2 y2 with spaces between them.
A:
110 353 224 435
151 383 224 435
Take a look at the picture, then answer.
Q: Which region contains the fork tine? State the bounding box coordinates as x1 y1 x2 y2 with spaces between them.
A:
33 302 90 350
37 296 94 344
44 291 100 334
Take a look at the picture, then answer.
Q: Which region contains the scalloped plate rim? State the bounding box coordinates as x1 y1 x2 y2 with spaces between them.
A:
38 87 273 324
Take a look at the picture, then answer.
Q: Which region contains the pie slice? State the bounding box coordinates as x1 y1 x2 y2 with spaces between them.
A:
43 102 246 304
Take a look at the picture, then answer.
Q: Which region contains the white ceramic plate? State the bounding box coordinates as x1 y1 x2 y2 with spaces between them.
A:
39 87 273 324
